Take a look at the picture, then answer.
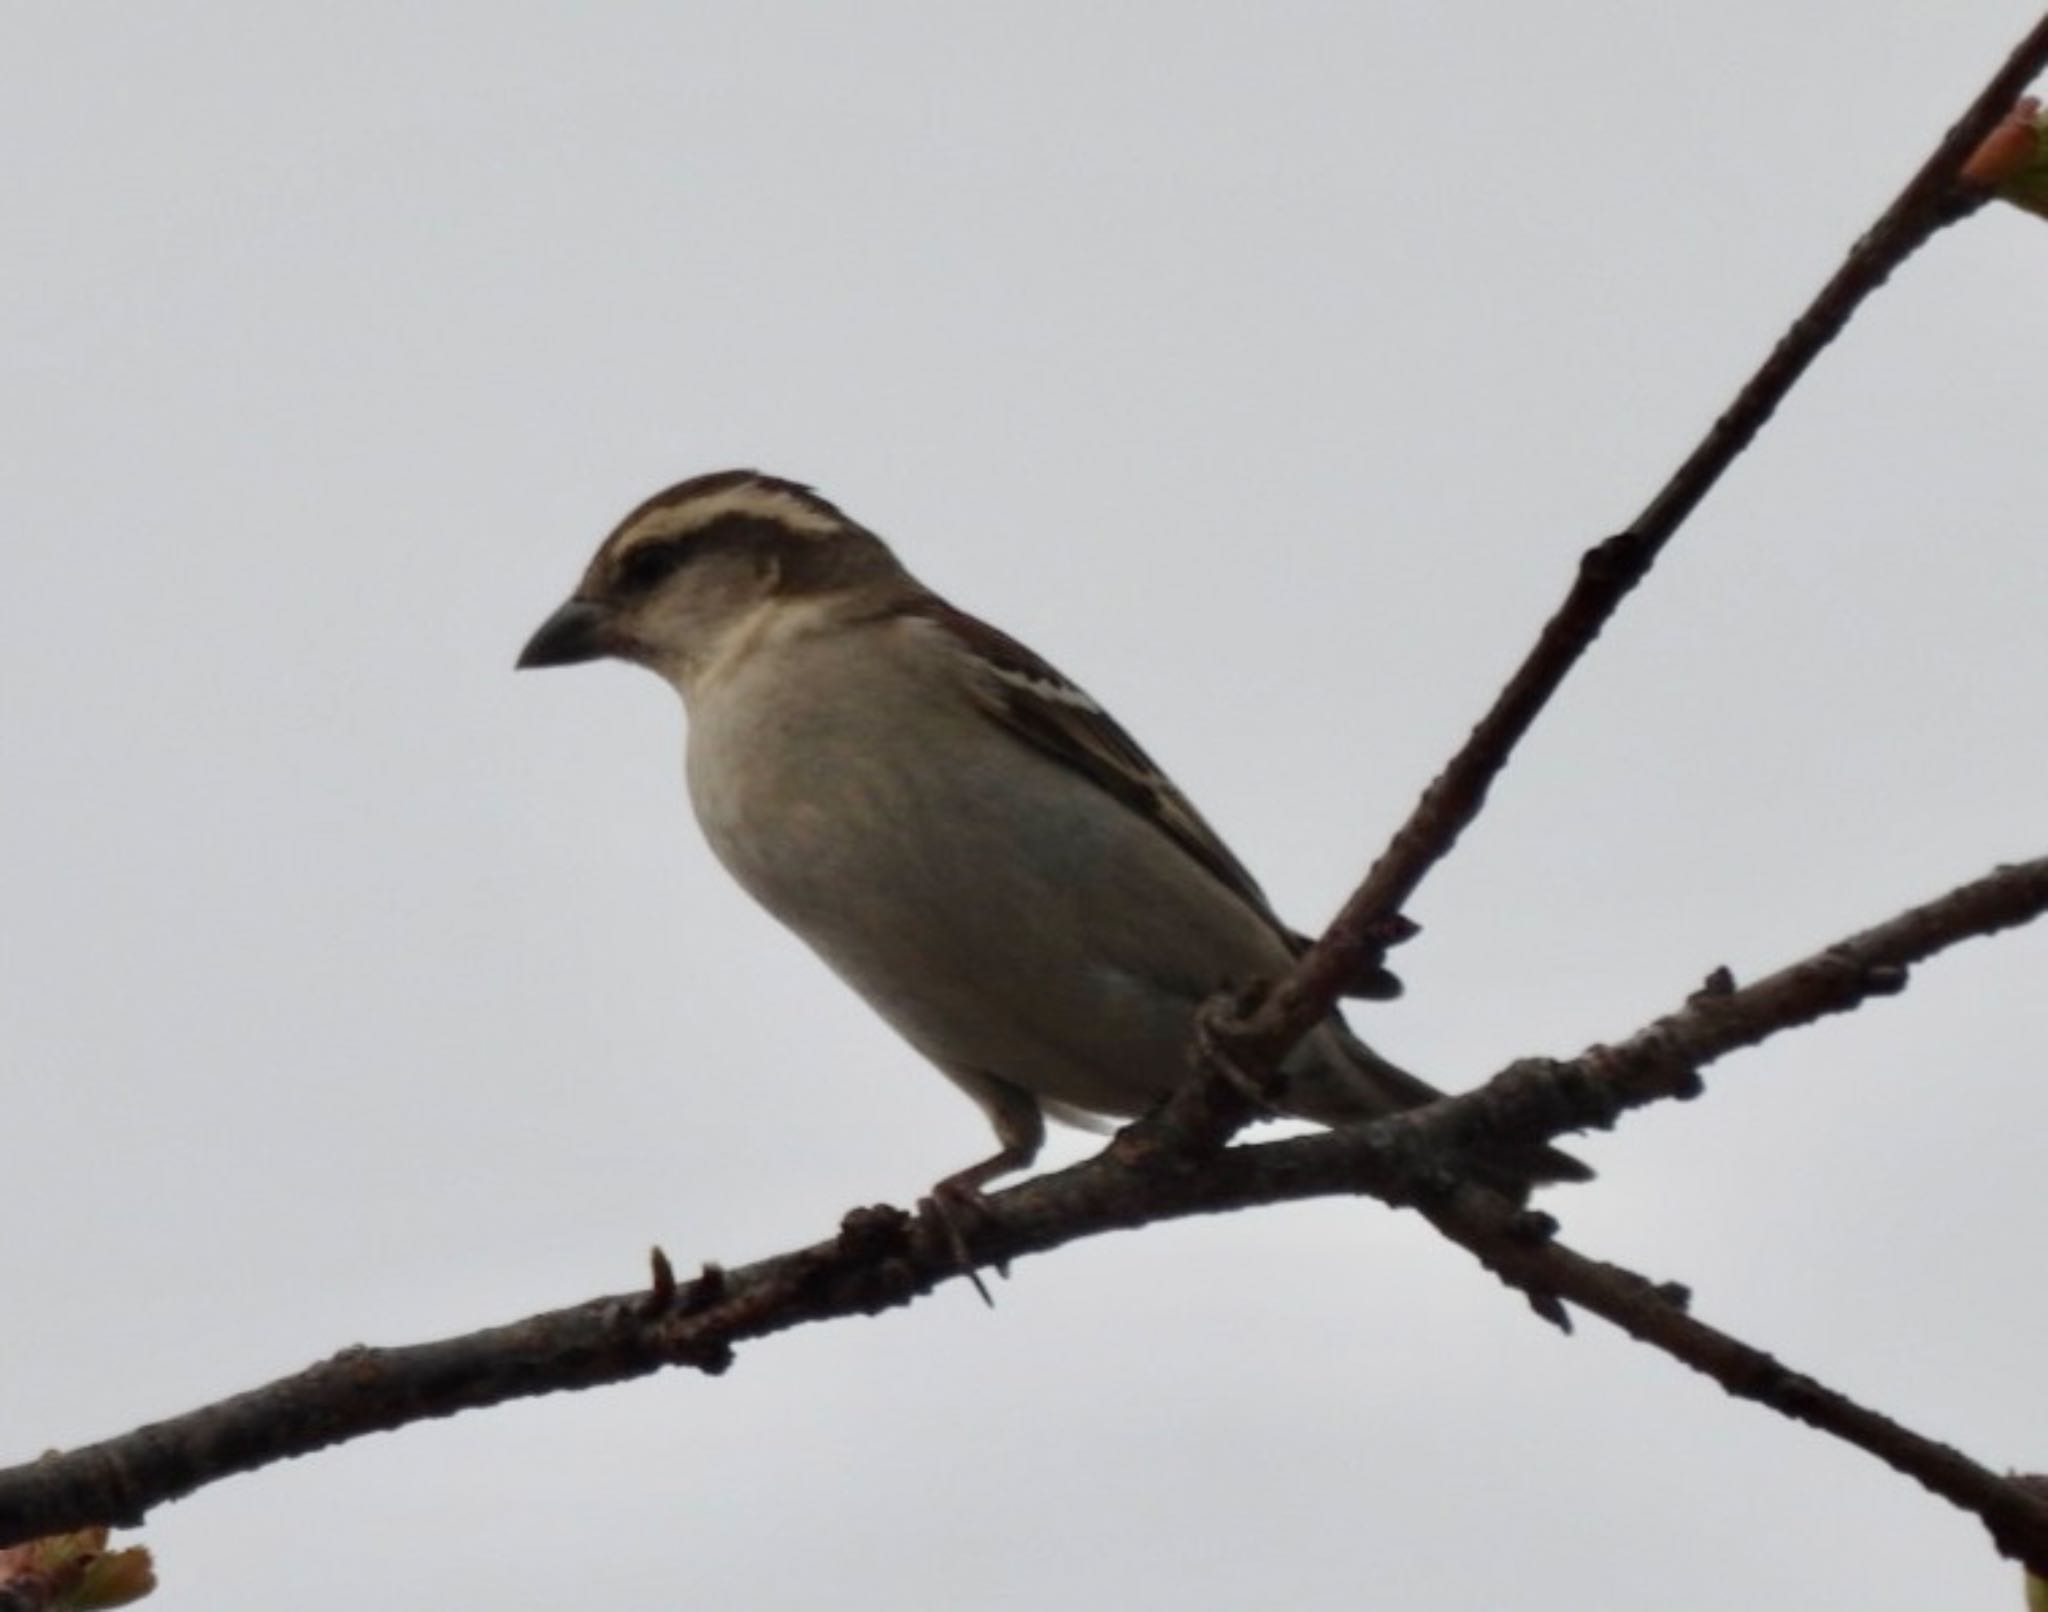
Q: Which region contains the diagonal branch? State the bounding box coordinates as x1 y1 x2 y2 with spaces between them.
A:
2 856 2044 1564
1413 1188 2048 1577
1238 10 2048 1063
1369 854 2048 1161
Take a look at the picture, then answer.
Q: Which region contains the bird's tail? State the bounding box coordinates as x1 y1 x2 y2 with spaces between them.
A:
1286 1023 1592 1200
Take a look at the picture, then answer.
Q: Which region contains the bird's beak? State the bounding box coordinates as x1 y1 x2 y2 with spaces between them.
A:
516 598 613 670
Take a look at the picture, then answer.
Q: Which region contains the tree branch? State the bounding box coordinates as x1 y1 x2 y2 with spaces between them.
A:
1412 1189 2048 1577
4 856 2044 1565
1367 854 2048 1161
1238 10 2048 1060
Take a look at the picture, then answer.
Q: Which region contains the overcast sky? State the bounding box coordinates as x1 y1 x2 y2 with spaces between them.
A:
6 5 2048 1609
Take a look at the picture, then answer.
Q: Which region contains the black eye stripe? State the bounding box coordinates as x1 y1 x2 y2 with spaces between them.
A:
611 512 812 594
615 539 689 592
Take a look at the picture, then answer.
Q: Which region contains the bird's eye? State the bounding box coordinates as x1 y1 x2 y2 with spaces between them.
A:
616 540 687 593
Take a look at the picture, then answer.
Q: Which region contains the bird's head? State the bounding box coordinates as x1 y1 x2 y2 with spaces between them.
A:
516 469 905 693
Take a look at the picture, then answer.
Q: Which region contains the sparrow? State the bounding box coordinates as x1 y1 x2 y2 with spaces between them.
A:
518 470 1588 1199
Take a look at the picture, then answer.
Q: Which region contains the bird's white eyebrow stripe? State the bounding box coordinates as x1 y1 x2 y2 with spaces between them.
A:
616 484 846 548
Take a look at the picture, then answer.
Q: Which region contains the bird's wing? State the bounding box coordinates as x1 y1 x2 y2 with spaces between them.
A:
896 595 1293 940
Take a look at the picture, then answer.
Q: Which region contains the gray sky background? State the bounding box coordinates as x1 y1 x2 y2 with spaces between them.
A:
6 5 2048 1609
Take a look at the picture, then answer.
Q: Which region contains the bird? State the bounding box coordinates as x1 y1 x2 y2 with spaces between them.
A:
517 469 1589 1200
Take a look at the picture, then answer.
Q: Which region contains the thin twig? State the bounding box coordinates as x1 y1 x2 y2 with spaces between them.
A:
1367 855 2048 1161
1414 1187 2048 1576
1237 11 2048 1061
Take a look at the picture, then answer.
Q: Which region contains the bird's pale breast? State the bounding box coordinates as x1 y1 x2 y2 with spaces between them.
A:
680 621 1297 1119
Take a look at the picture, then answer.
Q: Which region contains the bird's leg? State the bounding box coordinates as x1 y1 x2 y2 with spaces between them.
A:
932 1139 1038 1204
919 1086 1044 1304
